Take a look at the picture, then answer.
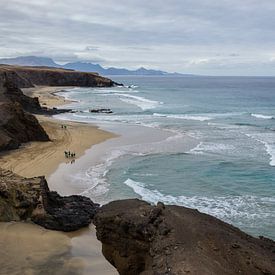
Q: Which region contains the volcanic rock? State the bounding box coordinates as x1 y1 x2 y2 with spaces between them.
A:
94 199 275 275
0 169 99 231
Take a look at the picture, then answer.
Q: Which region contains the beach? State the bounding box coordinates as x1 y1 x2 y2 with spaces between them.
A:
50 76 275 240
0 87 116 178
0 86 118 274
0 115 115 178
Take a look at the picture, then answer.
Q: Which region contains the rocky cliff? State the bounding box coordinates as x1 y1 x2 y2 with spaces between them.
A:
0 64 116 88
0 76 50 151
0 169 99 231
94 199 275 275
0 101 49 151
0 65 118 152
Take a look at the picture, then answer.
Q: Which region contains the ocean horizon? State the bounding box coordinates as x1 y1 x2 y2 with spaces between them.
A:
52 75 275 240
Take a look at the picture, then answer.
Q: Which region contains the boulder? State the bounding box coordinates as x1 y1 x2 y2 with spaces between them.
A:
89 108 113 114
0 169 99 231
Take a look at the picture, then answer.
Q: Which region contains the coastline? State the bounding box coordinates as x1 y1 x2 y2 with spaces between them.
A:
22 86 74 108
0 86 117 179
0 85 118 274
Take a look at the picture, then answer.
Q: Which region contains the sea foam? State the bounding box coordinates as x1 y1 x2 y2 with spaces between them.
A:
117 94 163 110
124 178 275 225
188 142 235 155
251 113 274 120
245 133 275 166
153 113 211 121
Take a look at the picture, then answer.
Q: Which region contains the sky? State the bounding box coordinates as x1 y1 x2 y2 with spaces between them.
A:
0 0 275 75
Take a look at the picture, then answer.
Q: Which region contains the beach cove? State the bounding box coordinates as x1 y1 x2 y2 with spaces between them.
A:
0 86 118 275
52 76 275 240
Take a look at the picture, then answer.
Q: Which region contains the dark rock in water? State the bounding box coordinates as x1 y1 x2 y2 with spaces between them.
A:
0 169 99 231
94 199 275 275
89 108 113 114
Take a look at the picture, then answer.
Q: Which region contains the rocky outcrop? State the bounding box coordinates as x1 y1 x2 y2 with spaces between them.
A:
0 102 49 151
0 64 117 88
94 199 275 275
0 169 99 231
89 108 113 114
0 74 41 113
0 64 119 152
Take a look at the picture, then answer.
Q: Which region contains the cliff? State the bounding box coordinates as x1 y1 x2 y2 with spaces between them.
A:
0 76 50 151
0 64 116 88
0 169 99 231
94 199 275 275
0 65 118 152
0 101 49 151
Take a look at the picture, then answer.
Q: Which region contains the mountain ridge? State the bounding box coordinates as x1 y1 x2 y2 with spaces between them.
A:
0 56 189 76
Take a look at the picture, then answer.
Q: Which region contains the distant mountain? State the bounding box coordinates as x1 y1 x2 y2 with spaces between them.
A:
0 56 60 67
63 62 183 76
0 56 188 76
63 62 106 74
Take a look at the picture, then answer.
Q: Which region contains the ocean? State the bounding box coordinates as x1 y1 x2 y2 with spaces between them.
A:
53 76 275 239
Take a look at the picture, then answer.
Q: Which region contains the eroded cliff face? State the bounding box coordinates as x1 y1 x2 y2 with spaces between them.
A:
0 65 118 152
0 169 99 231
0 101 49 151
94 199 275 275
0 65 116 88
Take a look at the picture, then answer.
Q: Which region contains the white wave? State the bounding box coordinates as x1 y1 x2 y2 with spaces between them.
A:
117 94 163 110
251 113 274 120
246 133 275 166
153 113 211 121
127 84 139 89
154 112 246 122
188 142 235 155
124 178 275 224
78 149 126 198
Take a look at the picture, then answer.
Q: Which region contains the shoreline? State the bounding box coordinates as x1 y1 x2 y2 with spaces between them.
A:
0 86 117 179
0 85 118 274
22 86 74 108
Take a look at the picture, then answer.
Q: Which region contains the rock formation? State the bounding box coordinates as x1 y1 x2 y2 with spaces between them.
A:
0 101 49 151
94 199 275 275
89 108 113 114
0 64 119 152
0 75 50 151
0 169 99 231
0 64 117 88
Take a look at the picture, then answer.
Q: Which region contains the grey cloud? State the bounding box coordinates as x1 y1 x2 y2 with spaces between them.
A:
0 0 275 75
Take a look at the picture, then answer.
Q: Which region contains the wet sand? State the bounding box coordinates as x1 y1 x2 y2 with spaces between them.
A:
22 86 74 108
0 222 116 275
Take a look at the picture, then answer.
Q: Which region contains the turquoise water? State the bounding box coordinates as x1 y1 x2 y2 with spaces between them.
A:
56 76 275 239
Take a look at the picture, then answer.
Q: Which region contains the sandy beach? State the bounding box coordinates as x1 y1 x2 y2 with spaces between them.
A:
0 87 116 179
0 115 115 178
22 86 74 108
0 86 118 274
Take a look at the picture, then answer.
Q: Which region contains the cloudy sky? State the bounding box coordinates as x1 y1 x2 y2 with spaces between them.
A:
0 0 275 75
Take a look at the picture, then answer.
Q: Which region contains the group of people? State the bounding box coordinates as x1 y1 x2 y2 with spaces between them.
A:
61 124 67 129
64 151 76 158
